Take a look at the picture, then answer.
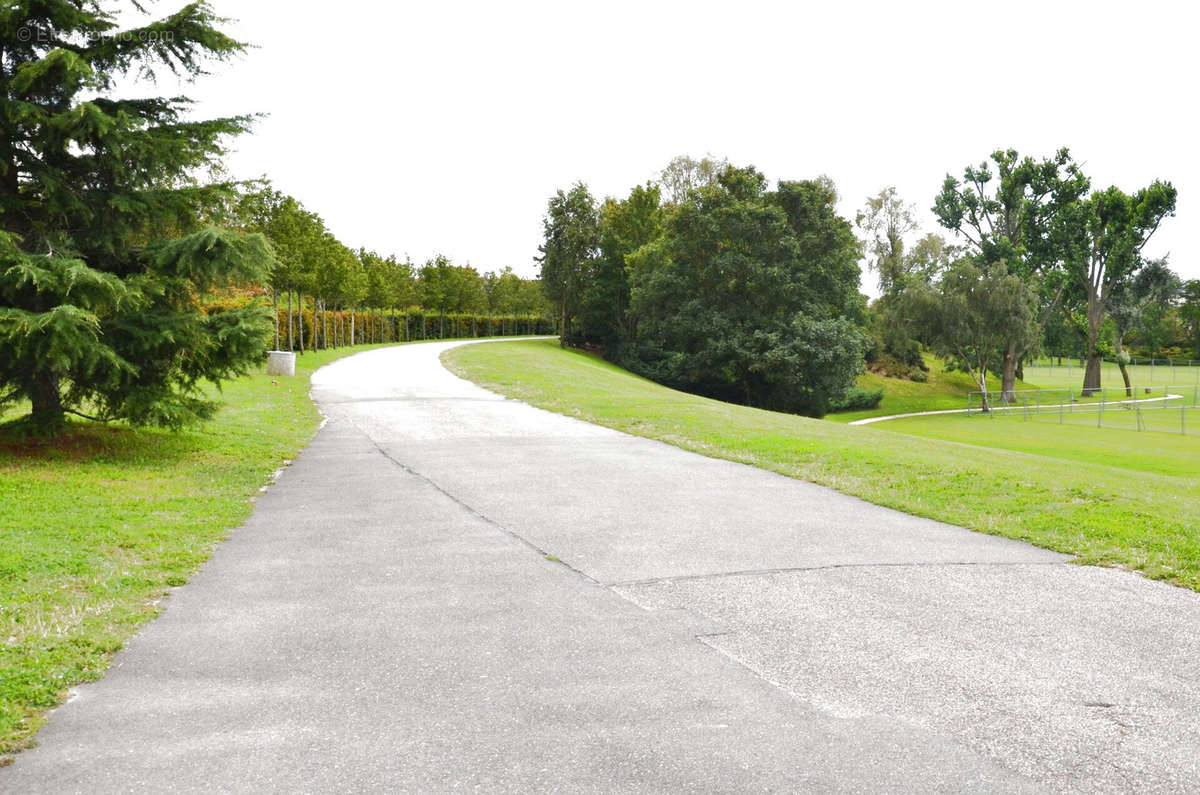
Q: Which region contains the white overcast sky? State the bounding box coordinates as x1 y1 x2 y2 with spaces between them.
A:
168 0 1196 292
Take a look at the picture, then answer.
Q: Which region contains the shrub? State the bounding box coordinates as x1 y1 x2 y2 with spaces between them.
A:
829 386 884 412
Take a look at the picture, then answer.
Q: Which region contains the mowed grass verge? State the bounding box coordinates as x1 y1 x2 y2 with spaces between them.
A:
0 342 399 761
444 339 1200 590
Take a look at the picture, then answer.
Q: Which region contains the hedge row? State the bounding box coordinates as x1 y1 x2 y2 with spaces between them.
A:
267 307 554 352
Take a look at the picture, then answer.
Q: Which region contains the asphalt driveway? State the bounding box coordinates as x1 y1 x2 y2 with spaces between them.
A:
5 340 1198 793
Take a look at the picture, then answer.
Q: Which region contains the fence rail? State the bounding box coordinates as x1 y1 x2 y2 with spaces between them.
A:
966 385 1200 435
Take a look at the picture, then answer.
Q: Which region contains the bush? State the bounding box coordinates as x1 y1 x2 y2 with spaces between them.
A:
828 386 884 413
867 353 928 382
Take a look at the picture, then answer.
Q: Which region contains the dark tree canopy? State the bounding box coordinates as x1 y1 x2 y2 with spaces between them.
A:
0 1 274 432
624 166 866 416
537 182 600 346
579 182 662 349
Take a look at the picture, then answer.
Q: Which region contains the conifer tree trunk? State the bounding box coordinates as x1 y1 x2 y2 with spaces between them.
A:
287 289 294 351
30 371 64 429
272 287 280 350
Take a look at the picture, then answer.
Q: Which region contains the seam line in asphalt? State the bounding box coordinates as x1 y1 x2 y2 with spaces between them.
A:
349 420 602 586
606 560 1073 588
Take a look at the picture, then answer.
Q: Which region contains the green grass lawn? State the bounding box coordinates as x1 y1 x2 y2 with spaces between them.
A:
445 339 1200 592
880 412 1200 477
829 355 1200 423
1023 359 1200 390
0 342 400 762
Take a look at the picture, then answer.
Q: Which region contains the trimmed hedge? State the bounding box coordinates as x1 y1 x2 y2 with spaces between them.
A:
267 308 553 351
204 299 553 352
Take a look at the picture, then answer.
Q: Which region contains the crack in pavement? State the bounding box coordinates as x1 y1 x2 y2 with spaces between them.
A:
606 559 1074 588
349 418 602 586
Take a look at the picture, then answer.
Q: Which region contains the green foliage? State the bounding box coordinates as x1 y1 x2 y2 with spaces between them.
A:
856 187 957 369
1182 281 1200 358
622 166 866 416
933 148 1088 278
1058 178 1177 391
537 183 600 342
580 183 662 349
657 154 730 204
418 254 486 315
904 260 1038 409
0 1 273 432
1109 259 1182 357
828 386 884 412
856 187 917 296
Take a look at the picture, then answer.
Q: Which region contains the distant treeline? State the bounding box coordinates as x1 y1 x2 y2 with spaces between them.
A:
228 185 552 352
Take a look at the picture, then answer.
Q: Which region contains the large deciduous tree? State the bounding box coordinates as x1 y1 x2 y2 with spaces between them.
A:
625 166 866 416
0 1 273 432
580 183 662 349
537 183 599 345
934 149 1088 401
906 261 1038 413
1066 181 1176 394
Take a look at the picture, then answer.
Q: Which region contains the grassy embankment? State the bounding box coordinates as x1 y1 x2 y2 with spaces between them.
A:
444 339 1199 590
826 354 1025 422
0 343 397 762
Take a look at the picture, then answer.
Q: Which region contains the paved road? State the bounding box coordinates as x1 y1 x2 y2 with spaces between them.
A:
5 340 1199 793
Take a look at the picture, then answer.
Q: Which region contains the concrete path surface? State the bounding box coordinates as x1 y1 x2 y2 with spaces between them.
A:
4 339 1199 793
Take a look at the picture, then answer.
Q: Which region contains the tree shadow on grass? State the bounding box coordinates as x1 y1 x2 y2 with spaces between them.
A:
0 416 203 467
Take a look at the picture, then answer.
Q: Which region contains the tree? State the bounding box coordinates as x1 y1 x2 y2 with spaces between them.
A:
418 255 483 336
1108 259 1181 394
1064 181 1176 394
482 266 528 333
857 187 918 296
537 183 599 345
1181 280 1200 359
386 255 417 340
582 183 662 349
258 194 324 352
934 148 1089 401
0 1 273 432
657 154 729 204
626 166 866 416
906 261 1038 412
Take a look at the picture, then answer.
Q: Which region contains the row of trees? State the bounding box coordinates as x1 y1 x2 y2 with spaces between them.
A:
860 149 1179 405
231 186 547 354
538 157 869 416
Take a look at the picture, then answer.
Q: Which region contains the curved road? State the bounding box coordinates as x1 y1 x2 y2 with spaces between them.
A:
4 340 1199 793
